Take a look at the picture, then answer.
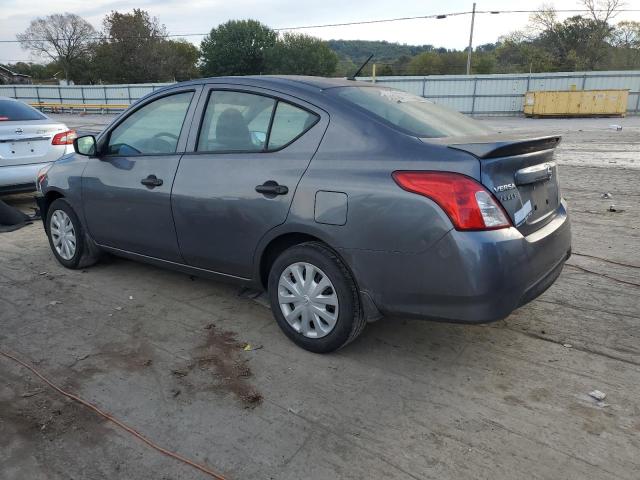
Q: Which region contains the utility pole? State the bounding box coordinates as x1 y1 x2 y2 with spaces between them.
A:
466 2 476 75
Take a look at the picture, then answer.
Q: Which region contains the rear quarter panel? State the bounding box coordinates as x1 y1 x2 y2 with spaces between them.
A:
286 110 480 252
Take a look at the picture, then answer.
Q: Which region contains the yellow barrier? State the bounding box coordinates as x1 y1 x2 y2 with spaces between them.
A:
523 90 628 117
30 102 129 113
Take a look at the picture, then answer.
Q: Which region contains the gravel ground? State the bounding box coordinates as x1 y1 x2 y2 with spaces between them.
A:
1 115 639 480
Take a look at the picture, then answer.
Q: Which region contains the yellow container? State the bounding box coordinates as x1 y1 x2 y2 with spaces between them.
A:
523 89 628 117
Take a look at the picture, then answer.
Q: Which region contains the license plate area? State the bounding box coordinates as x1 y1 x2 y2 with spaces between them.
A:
517 175 560 226
0 140 47 159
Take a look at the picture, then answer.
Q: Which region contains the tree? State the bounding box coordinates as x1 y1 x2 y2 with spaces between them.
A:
495 34 555 73
407 52 445 75
376 64 394 76
200 20 277 76
473 53 496 74
93 9 167 83
539 16 614 69
16 13 96 82
163 40 201 81
611 21 640 67
581 0 623 23
91 9 199 83
266 33 337 76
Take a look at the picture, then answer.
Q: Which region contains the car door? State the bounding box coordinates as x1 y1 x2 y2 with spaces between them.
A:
171 85 328 278
82 87 200 262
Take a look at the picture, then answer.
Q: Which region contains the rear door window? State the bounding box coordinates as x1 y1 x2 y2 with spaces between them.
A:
107 91 194 155
197 91 275 152
268 102 319 150
0 100 46 121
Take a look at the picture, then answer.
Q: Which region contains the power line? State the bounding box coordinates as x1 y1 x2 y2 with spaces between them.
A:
273 9 640 31
1 8 639 43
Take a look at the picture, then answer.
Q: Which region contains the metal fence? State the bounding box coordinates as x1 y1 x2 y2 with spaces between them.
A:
2 70 639 116
362 70 640 115
0 83 172 109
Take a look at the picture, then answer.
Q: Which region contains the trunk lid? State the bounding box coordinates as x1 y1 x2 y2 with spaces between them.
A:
0 120 68 167
443 134 562 236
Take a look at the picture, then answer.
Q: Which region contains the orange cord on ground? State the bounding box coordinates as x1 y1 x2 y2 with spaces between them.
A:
0 349 228 480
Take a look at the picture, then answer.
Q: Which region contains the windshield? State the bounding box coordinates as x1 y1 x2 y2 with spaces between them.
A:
334 86 491 138
0 100 46 121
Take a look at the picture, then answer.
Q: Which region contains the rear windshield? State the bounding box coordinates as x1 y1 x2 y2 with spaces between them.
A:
333 86 491 138
0 100 46 121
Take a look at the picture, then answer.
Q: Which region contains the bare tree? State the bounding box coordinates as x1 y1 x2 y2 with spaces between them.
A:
611 20 640 48
581 0 624 23
529 4 559 34
17 13 96 82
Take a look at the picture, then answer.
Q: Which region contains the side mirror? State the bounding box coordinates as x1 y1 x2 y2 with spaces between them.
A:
73 135 97 156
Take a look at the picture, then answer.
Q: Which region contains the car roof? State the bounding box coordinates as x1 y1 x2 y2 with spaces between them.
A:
164 75 377 96
242 76 367 90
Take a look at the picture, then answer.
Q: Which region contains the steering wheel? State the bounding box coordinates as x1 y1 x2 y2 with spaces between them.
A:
144 132 179 153
152 132 179 142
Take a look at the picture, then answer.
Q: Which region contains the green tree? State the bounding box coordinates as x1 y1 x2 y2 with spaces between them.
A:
92 10 199 83
200 20 276 76
266 33 337 76
611 21 640 68
164 40 201 81
376 64 394 76
473 53 496 74
494 33 555 73
93 9 168 83
407 52 445 75
537 15 614 70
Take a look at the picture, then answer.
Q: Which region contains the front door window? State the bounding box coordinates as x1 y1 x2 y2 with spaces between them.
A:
107 92 194 156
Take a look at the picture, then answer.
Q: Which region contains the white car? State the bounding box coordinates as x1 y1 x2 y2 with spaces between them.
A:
0 97 76 193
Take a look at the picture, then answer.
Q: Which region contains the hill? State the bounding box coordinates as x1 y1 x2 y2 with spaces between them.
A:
327 39 435 63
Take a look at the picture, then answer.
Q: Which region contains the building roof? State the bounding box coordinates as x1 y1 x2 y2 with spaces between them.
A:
0 64 31 78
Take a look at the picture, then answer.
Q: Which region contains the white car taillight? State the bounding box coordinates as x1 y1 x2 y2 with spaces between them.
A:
51 130 77 145
475 190 510 228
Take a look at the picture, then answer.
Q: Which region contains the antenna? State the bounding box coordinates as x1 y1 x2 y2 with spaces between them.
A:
348 54 374 81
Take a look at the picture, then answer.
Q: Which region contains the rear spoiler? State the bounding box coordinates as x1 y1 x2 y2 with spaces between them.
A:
448 136 561 159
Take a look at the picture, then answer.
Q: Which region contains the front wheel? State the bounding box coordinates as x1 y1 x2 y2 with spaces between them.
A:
46 198 100 269
268 242 366 353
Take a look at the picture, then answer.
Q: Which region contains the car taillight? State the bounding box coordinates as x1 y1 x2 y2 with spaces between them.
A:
51 130 77 145
392 171 511 231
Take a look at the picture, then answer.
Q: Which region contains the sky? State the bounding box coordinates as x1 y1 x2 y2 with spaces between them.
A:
1 0 640 64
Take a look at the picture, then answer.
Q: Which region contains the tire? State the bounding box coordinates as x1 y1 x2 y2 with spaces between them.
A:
46 198 100 269
268 242 366 353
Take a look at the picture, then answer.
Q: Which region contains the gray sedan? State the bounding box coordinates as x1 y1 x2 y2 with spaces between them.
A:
37 76 571 353
0 97 75 193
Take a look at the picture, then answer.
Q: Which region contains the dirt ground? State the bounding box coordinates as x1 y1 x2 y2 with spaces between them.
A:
1 115 639 480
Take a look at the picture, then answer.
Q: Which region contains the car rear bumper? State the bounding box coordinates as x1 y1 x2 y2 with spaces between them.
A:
343 200 572 323
0 161 53 192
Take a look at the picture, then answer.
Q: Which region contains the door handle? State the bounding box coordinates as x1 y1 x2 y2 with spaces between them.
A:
255 181 288 196
141 175 163 188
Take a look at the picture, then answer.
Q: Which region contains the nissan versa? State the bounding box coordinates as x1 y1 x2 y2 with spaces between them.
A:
37 76 571 353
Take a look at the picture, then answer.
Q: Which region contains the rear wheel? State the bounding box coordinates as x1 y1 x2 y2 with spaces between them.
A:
46 198 100 269
268 242 366 353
